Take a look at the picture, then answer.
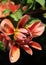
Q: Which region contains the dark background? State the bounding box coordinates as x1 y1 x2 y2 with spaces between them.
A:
0 0 46 65
0 46 46 65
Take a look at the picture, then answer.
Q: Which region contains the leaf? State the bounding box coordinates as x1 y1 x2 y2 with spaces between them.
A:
10 9 22 21
29 41 42 50
21 45 33 55
1 0 7 3
9 46 20 63
18 14 30 28
36 0 45 7
0 41 5 51
16 9 22 19
8 4 20 13
10 13 18 21
43 13 46 18
2 9 10 14
1 19 14 35
27 0 33 4
25 19 45 37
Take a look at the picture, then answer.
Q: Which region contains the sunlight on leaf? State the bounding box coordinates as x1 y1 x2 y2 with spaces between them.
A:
10 9 22 21
36 0 45 7
27 0 33 4
2 9 10 14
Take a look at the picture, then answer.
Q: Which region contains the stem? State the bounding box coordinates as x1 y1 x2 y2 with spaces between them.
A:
27 9 46 15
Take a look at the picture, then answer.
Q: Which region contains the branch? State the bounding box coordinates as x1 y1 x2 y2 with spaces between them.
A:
28 9 46 15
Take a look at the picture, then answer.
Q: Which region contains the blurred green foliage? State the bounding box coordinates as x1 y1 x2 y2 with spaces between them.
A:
0 41 5 51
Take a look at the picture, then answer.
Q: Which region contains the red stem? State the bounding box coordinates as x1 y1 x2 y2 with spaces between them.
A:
28 9 46 15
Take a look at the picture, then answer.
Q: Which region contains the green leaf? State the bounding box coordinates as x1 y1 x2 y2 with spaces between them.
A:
43 13 46 18
16 9 22 19
0 41 5 51
10 13 18 21
2 9 10 14
1 0 7 3
36 0 45 7
27 0 33 4
10 9 23 21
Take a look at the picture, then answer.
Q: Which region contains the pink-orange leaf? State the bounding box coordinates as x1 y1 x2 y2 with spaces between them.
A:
1 19 14 35
9 46 20 63
21 45 33 55
26 20 45 37
8 3 20 13
0 4 9 18
29 41 42 50
18 15 30 28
